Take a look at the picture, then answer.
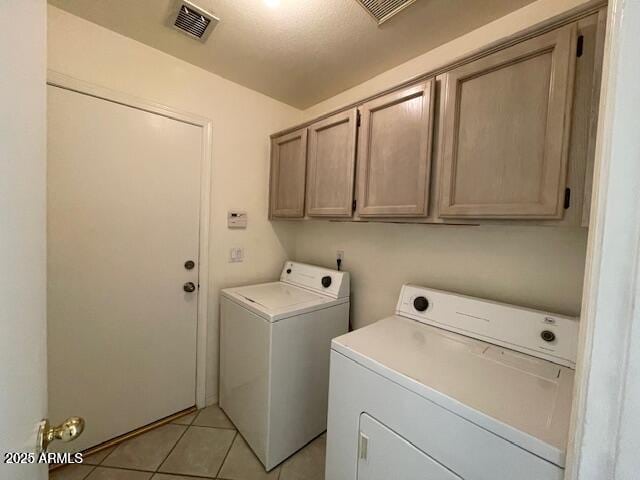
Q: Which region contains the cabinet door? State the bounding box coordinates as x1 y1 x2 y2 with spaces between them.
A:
270 128 307 218
357 413 461 480
306 109 358 217
438 24 577 219
357 81 435 217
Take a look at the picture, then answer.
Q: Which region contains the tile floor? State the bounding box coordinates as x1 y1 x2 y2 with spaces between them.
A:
49 405 326 480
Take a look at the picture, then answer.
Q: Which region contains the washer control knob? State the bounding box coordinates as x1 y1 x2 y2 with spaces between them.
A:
321 276 332 288
286 268 292 274
541 330 556 343
413 296 429 312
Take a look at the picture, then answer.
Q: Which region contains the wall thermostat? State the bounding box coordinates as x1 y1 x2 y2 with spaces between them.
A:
228 210 247 229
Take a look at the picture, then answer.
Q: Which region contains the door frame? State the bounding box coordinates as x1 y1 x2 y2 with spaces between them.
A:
47 70 212 409
565 0 640 478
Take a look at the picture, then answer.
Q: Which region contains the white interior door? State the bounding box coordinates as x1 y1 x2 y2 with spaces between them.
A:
47 85 202 452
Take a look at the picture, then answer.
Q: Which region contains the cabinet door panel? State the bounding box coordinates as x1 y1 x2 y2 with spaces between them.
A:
438 24 576 219
270 128 307 218
357 81 435 217
306 109 358 217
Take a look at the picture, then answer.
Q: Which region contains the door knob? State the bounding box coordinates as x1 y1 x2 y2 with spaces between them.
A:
37 416 85 453
183 282 196 293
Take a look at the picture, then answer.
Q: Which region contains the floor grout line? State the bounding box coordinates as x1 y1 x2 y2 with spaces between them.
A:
86 464 156 474
172 409 237 431
95 445 115 466
156 424 192 474
49 463 96 480
185 424 236 431
153 472 217 479
186 410 199 426
79 464 96 480
214 430 238 479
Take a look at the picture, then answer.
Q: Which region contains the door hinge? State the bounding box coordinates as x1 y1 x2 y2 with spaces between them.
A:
576 35 584 57
352 199 357 212
564 188 571 209
356 110 361 127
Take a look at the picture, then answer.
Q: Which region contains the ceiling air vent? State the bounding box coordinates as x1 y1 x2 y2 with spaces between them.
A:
169 0 219 42
355 0 419 25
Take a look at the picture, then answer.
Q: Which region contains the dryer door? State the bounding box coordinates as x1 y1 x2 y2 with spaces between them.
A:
357 413 462 480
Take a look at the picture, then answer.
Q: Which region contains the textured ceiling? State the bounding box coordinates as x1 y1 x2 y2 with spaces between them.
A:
48 0 537 109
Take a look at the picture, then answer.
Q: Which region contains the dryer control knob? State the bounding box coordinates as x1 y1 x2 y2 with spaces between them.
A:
321 276 332 288
541 330 556 343
413 296 429 312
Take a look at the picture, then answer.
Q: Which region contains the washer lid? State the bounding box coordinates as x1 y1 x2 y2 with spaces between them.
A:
235 282 323 310
221 282 348 322
331 316 574 468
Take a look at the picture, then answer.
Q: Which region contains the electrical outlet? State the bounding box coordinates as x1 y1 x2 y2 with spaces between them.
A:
336 250 345 261
229 247 244 263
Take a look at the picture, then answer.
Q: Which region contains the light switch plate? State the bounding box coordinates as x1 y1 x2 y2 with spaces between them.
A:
229 247 244 263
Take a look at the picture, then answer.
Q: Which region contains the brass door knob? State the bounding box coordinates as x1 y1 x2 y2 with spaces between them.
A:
183 282 196 293
38 416 85 452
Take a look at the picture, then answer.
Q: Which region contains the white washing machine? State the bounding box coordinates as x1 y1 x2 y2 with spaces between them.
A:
220 261 350 471
326 284 578 480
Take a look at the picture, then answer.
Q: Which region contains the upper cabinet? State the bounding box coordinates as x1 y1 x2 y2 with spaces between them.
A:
306 109 358 217
270 128 308 218
356 81 435 217
267 10 604 226
437 24 577 219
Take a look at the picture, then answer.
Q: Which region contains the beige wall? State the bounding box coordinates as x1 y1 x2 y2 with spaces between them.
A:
290 0 593 329
47 6 302 404
291 222 587 328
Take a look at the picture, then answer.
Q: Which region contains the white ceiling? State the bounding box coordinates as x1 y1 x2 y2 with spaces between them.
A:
48 0 537 109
